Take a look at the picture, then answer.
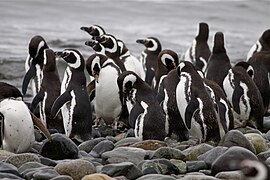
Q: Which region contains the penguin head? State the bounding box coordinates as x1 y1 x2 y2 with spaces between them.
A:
177 61 196 77
117 39 129 56
240 159 270 180
235 61 254 79
43 49 57 72
28 35 48 60
136 37 162 52
86 54 108 81
159 49 179 71
261 29 270 48
212 32 226 54
80 24 106 38
95 34 119 56
55 49 84 70
117 71 138 100
85 39 105 54
196 22 209 41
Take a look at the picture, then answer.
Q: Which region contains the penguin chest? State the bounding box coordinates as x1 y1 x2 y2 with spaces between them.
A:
134 101 149 140
238 82 251 120
61 67 72 94
223 70 235 106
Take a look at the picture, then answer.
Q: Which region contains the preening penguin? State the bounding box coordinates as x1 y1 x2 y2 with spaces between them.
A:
117 71 167 141
176 61 222 144
52 49 92 142
223 62 264 130
136 37 162 87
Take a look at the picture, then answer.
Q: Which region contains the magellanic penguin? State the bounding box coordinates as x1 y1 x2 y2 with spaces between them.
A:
85 53 125 128
52 49 92 142
0 98 51 153
247 29 270 60
176 61 222 144
136 37 162 87
80 24 106 39
184 22 211 72
247 51 270 116
117 71 167 141
118 39 146 80
241 159 270 180
205 32 231 92
0 82 23 100
30 49 64 133
223 61 264 131
23 35 49 97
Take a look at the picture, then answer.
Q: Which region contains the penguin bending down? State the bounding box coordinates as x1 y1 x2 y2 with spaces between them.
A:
136 37 162 87
223 62 264 131
176 61 222 144
0 98 51 153
184 22 211 72
117 71 167 141
52 49 92 142
30 49 64 133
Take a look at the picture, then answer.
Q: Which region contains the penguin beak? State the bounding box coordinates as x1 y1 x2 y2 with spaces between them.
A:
30 111 52 141
85 40 97 47
136 39 146 45
54 51 69 59
54 51 63 57
22 63 37 95
80 26 90 33
93 73 99 81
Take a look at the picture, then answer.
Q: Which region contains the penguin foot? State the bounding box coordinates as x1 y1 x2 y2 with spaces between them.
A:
92 117 105 127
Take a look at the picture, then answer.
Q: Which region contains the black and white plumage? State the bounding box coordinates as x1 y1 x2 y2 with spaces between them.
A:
80 24 106 39
30 49 64 133
23 35 49 97
184 22 211 72
136 37 162 87
205 32 231 91
0 82 23 100
241 159 270 180
247 29 270 60
52 49 92 142
117 71 167 141
176 61 222 143
223 62 264 130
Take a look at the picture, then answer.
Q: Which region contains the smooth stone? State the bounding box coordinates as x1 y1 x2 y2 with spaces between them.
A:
0 161 21 177
106 136 117 143
32 141 43 152
39 156 58 166
82 173 112 180
244 133 269 154
182 143 214 161
197 146 228 166
170 159 186 174
125 128 135 138
179 174 218 180
0 150 15 161
51 175 74 180
32 168 60 179
258 149 270 161
0 173 23 179
78 137 106 153
96 125 120 137
102 147 146 166
186 161 208 172
218 130 256 154
40 133 79 160
130 140 168 150
101 162 143 179
136 174 176 180
34 128 45 142
199 169 212 176
114 137 141 148
22 167 54 179
54 159 96 180
211 146 258 175
150 147 185 160
263 119 270 132
5 153 40 168
215 170 244 180
139 159 179 175
18 162 45 174
89 140 115 158
114 133 126 141
265 156 270 166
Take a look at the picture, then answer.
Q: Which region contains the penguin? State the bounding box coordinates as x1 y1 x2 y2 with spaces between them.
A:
247 29 270 60
85 53 124 127
51 49 92 142
23 35 49 97
240 159 270 180
0 98 51 153
118 39 146 80
0 82 23 100
176 61 222 144
205 32 231 91
30 49 64 133
117 71 167 141
184 22 211 72
223 61 264 130
248 51 270 116
80 24 106 39
136 37 162 87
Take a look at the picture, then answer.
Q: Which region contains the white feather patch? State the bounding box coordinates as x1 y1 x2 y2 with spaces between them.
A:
135 101 148 140
147 38 158 51
161 53 174 66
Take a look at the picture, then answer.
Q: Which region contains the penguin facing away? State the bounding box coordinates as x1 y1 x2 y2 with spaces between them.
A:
30 49 64 133
223 61 264 130
176 61 222 144
52 49 92 142
117 71 167 141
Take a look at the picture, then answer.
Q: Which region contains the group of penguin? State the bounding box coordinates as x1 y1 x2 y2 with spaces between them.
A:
1 22 270 153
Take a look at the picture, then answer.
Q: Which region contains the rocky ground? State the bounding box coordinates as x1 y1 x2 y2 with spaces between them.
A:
1 124 270 180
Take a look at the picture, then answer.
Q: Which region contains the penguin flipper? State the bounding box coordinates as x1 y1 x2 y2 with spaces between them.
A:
185 98 199 129
130 102 144 128
232 87 244 115
31 89 45 111
51 91 72 119
22 64 37 95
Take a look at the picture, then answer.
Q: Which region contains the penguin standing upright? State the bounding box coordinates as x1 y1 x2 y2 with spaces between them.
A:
223 62 264 130
117 71 167 141
80 24 106 39
184 22 211 72
30 49 64 133
51 49 92 142
176 61 222 144
205 32 231 91
136 37 162 87
247 29 270 60
23 35 49 97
